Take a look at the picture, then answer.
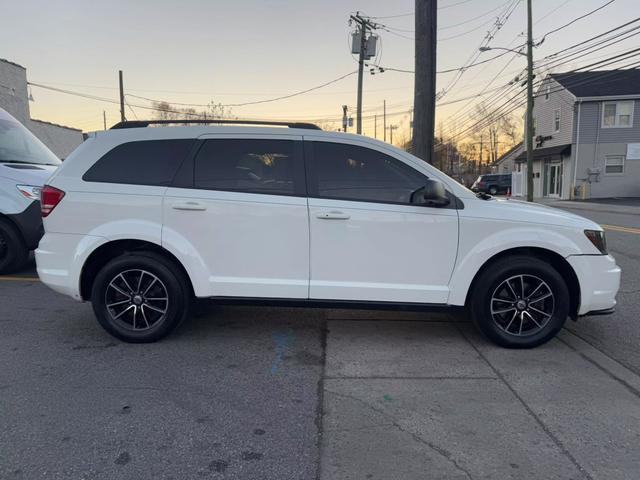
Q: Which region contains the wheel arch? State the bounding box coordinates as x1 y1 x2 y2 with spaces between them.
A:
79 239 194 301
463 247 580 319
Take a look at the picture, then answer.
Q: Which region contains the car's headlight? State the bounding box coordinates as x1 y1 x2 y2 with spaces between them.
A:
16 185 42 201
584 229 607 254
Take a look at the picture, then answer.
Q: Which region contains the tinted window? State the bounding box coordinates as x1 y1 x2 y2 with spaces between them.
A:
83 139 194 185
194 139 300 195
309 142 426 204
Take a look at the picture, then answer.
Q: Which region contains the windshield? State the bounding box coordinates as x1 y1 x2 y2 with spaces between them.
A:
0 109 61 166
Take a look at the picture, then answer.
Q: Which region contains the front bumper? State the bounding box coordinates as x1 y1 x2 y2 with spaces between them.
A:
566 254 621 316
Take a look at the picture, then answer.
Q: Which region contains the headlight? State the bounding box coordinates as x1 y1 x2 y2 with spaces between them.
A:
16 185 42 201
584 229 607 254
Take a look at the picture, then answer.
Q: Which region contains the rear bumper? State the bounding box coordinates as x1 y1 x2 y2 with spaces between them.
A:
567 254 621 316
35 232 102 300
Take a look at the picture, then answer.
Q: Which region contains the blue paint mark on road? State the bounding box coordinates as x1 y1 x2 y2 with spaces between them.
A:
271 331 295 374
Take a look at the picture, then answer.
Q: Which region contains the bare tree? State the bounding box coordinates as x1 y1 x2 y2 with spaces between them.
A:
151 101 232 124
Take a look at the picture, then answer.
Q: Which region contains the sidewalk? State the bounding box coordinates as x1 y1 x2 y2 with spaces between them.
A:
536 197 640 216
319 319 640 480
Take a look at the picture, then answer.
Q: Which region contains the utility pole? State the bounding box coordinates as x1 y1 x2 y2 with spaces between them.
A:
525 0 534 202
374 115 377 139
342 105 348 132
350 14 376 134
389 125 398 145
103 110 107 130
383 100 387 142
479 134 484 174
118 70 125 122
412 0 437 163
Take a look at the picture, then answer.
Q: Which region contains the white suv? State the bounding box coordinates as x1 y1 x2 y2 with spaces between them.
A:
36 120 620 348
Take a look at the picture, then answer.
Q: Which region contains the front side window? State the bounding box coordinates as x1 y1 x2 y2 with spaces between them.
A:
602 101 634 128
308 141 427 204
194 139 300 195
604 155 624 174
83 139 194 185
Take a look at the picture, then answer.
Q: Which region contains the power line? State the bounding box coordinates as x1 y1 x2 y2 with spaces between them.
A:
537 0 617 45
369 0 475 19
125 71 358 108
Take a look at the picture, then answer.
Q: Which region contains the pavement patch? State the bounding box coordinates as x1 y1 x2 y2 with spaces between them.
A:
326 320 495 378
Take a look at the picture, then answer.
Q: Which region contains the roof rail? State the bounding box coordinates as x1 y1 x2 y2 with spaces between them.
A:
110 119 322 130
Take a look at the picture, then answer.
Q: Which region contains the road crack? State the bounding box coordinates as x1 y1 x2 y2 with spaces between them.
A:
325 389 475 480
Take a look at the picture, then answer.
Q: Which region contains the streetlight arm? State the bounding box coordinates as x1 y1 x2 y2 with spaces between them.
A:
479 46 526 56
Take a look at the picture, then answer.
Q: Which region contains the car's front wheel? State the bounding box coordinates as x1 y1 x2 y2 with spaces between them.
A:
470 255 569 348
91 252 191 343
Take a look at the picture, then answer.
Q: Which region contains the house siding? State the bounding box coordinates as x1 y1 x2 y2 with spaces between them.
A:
571 99 640 198
530 78 575 150
577 99 640 144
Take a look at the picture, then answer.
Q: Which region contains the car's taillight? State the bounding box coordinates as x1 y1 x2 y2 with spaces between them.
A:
40 185 65 217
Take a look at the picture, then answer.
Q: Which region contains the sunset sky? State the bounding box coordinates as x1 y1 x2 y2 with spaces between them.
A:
1 0 636 147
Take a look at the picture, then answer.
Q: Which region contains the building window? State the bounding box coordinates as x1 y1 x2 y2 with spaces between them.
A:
545 85 551 101
554 109 560 132
604 155 625 174
602 101 634 128
533 117 537 135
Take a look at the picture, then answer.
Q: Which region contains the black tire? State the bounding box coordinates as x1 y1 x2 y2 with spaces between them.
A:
489 186 498 195
0 218 29 274
91 252 191 343
470 255 569 349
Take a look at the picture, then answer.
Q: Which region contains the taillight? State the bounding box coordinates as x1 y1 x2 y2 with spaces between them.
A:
40 185 65 217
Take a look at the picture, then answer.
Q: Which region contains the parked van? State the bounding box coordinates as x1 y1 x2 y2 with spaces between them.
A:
0 108 60 273
36 120 620 348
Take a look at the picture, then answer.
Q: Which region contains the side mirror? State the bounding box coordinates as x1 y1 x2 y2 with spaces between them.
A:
411 179 451 207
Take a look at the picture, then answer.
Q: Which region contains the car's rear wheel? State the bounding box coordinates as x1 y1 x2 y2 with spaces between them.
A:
0 218 28 274
91 252 191 343
470 255 569 348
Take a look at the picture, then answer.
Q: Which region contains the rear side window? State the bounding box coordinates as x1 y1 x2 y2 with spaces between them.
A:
193 139 302 195
83 139 194 186
308 141 426 204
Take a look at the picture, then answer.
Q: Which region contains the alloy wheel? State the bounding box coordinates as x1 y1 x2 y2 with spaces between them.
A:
104 269 169 331
490 274 555 336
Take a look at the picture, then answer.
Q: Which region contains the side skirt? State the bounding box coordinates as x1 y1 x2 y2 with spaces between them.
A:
206 296 465 313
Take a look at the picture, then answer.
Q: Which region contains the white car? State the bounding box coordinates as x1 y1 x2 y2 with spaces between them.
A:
36 120 620 348
0 108 60 273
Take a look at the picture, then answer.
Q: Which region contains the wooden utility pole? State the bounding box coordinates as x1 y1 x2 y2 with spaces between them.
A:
389 125 398 145
103 110 107 130
374 115 377 139
525 0 535 201
351 14 375 134
118 70 125 122
342 105 348 132
383 100 387 141
412 0 437 163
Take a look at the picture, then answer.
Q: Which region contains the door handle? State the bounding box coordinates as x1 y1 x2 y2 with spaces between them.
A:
171 201 207 211
316 211 350 220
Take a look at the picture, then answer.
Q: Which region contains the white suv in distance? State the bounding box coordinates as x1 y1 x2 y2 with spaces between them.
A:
36 120 620 348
